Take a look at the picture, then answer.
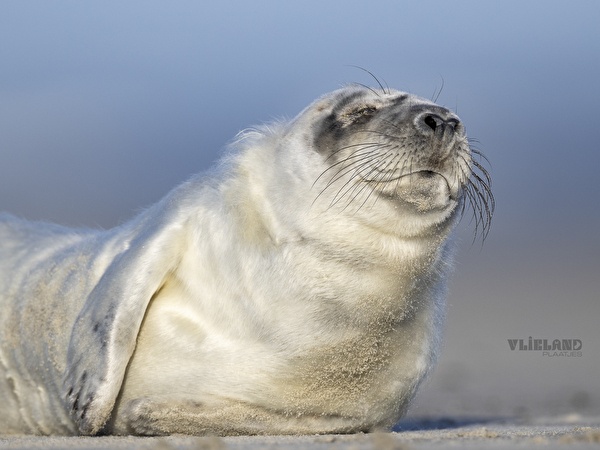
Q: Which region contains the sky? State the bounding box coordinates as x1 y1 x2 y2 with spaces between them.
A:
1 1 599 417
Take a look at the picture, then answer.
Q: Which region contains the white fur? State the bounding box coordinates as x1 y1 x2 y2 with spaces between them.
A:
0 86 464 435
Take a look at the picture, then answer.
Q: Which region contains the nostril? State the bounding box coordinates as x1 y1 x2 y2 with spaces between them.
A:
423 115 438 131
421 114 461 134
447 118 460 131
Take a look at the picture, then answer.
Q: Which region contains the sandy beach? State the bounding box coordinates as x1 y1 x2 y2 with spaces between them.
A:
1 416 599 449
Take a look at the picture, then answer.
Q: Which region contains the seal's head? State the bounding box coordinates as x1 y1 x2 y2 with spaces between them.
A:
278 86 493 241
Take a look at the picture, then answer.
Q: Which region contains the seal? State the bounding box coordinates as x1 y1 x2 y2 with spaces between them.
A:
0 85 492 435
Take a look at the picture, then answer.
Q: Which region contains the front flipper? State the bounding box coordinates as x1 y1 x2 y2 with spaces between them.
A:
63 215 186 435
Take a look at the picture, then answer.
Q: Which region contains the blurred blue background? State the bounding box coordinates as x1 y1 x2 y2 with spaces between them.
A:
1 1 599 419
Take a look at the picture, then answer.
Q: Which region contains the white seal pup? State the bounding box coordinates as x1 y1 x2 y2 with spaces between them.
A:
0 85 493 435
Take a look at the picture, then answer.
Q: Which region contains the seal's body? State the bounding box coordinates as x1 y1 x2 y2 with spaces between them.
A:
0 86 490 435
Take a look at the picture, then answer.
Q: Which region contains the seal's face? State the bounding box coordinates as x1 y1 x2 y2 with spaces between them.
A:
307 86 492 238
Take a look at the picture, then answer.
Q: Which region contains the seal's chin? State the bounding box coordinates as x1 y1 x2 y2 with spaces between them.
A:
380 171 457 213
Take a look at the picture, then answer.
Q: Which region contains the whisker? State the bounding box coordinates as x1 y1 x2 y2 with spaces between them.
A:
326 145 392 184
313 144 387 188
313 143 392 207
346 128 402 142
352 82 381 98
470 148 492 168
465 176 493 240
463 186 483 242
431 77 444 103
348 66 388 94
322 140 381 163
342 153 399 212
362 156 403 210
329 153 392 208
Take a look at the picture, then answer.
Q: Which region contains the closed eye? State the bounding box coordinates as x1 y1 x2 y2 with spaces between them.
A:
344 105 377 123
353 106 377 116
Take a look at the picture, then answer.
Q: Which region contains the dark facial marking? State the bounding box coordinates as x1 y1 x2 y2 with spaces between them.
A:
313 90 380 156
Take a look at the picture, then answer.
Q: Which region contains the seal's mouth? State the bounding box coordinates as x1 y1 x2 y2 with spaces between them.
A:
364 169 457 201
410 170 457 201
367 169 459 213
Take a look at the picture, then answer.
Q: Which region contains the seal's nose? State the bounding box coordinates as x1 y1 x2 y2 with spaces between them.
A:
414 109 464 158
421 114 461 135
